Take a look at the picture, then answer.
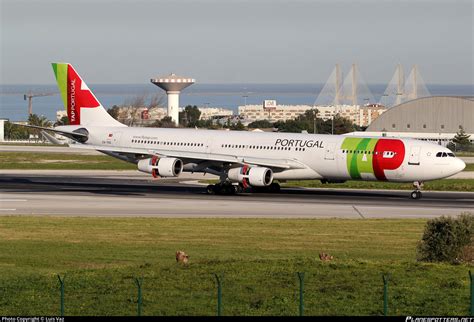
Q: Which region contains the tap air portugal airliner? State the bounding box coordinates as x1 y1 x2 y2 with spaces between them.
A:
24 63 466 199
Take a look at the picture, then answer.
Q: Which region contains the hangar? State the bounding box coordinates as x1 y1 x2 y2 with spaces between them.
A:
347 96 474 146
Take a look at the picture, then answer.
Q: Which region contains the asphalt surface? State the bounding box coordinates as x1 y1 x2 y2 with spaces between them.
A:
0 171 472 218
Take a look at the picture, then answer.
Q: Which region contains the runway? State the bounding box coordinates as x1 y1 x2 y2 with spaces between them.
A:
0 171 472 218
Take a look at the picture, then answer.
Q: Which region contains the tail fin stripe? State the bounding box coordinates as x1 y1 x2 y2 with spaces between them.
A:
51 62 125 127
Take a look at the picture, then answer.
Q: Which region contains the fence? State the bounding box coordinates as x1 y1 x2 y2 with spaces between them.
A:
6 271 469 316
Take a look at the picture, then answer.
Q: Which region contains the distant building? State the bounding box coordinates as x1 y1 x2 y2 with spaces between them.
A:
0 119 6 142
56 110 67 121
239 100 386 127
198 107 233 120
239 103 313 122
316 105 386 127
358 96 474 146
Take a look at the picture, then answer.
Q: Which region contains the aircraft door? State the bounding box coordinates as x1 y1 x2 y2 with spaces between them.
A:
408 146 421 165
324 142 336 160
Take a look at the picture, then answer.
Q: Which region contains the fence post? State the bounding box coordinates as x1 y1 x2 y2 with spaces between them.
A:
135 277 143 316
297 272 305 316
214 274 222 316
383 274 389 316
57 275 65 316
470 271 473 316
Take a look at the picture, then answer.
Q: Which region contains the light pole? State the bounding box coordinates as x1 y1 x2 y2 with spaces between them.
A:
331 116 334 135
242 95 248 106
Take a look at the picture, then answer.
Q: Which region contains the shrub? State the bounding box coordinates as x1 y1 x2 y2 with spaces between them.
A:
417 213 474 263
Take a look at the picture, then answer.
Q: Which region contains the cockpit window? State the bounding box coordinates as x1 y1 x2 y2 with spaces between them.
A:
447 153 455 157
436 152 442 157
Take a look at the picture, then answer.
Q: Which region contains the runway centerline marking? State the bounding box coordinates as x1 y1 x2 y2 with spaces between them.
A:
0 209 16 211
0 199 28 202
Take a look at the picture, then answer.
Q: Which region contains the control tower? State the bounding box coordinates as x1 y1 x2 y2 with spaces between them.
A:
151 73 195 125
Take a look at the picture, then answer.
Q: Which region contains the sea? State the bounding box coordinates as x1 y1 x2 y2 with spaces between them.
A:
0 83 472 122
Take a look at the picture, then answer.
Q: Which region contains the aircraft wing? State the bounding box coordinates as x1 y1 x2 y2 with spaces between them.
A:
13 123 88 142
71 143 307 170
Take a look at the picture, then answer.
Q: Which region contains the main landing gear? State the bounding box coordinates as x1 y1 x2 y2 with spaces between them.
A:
207 181 241 195
410 181 423 199
206 182 281 195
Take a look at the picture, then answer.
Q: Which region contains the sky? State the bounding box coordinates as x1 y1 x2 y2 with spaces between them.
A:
0 0 472 85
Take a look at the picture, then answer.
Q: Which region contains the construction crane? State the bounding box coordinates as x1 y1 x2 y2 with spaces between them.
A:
23 91 55 115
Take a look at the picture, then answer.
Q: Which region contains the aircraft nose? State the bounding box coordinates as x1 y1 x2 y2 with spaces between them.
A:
453 158 466 173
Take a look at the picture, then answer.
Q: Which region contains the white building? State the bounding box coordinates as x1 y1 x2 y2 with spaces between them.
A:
238 104 313 122
56 110 68 121
0 119 6 142
198 107 233 120
238 101 386 127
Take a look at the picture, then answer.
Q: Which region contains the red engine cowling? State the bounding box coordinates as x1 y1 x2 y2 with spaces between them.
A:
228 166 273 187
137 157 183 178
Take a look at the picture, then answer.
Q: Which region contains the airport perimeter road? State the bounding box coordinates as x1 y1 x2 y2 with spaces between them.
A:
0 172 472 218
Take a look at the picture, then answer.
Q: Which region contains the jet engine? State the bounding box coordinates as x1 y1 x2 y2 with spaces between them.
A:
137 157 183 178
228 166 273 187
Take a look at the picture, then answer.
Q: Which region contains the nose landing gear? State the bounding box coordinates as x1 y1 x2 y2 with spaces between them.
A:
410 181 424 199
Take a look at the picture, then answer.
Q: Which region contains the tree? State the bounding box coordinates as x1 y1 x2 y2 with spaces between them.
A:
230 120 246 131
28 114 51 128
107 105 121 120
327 114 358 134
27 114 51 141
148 93 165 109
248 120 274 129
4 121 29 140
274 119 308 133
452 127 471 151
179 105 201 127
149 116 176 128
54 115 69 126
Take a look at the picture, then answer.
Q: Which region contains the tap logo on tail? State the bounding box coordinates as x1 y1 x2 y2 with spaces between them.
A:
52 63 100 125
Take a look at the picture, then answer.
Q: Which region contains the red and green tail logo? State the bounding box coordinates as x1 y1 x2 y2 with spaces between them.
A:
52 63 100 125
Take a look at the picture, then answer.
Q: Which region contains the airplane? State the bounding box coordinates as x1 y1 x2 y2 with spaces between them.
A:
21 63 466 199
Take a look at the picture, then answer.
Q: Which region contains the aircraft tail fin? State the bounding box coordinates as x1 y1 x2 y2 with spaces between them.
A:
51 63 125 127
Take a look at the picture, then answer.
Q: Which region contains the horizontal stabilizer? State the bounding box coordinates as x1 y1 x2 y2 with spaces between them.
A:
13 123 88 142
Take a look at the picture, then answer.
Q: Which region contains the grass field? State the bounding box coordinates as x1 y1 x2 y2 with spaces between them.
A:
0 152 135 170
0 216 471 316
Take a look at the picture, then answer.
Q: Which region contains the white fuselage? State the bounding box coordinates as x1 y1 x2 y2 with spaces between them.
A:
63 125 466 183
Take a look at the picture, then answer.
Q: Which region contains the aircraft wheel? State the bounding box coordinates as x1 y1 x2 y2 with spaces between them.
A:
410 190 422 199
206 185 215 195
234 184 244 194
269 182 281 193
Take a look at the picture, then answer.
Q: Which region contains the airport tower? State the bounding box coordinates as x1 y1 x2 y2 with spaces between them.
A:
151 73 195 125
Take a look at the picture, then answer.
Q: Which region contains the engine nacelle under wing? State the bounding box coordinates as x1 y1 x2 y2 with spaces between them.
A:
137 157 183 178
228 166 273 187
